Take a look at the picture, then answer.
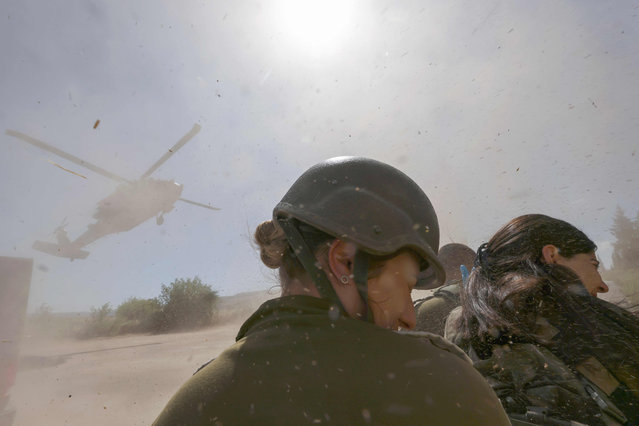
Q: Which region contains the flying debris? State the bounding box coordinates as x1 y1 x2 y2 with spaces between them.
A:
47 159 87 179
6 124 220 260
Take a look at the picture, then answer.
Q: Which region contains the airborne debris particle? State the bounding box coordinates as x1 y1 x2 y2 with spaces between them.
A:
516 167 520 172
93 119 100 129
47 160 87 179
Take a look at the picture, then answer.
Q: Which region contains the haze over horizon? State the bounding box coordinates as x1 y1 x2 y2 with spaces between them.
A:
1 0 638 312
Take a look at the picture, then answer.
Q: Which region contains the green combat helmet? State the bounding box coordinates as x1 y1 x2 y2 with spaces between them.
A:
274 156 445 317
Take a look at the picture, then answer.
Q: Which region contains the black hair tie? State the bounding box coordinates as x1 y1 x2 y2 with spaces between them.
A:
474 243 494 279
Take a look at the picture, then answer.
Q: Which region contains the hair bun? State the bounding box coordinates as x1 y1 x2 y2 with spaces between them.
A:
254 220 289 269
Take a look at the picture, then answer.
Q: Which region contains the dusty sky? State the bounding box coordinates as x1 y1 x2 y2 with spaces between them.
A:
1 0 638 312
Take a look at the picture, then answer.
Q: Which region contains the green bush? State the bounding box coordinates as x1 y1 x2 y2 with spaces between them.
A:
156 277 218 331
72 277 219 338
114 297 162 333
116 297 161 321
78 303 116 338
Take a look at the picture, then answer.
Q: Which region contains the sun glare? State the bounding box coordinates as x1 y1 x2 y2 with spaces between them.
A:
270 0 355 56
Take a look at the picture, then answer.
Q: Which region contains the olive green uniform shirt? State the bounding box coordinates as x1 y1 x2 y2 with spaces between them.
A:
153 295 509 425
414 280 460 336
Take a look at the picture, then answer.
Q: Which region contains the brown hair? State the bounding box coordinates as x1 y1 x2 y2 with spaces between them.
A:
254 220 333 288
456 214 597 341
254 220 402 291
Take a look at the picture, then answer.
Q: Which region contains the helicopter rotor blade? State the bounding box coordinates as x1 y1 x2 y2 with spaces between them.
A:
5 130 131 184
178 197 221 211
140 124 201 179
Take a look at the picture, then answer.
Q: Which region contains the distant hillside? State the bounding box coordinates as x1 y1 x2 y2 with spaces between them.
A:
214 289 279 324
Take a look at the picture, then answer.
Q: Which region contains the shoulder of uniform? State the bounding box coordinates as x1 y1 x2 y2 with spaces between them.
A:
433 281 461 297
443 305 464 341
397 330 472 364
414 282 461 309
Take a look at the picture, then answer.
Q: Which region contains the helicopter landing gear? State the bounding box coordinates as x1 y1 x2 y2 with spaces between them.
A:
156 214 164 225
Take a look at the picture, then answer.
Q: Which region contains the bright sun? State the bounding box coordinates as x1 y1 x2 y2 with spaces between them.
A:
270 0 355 56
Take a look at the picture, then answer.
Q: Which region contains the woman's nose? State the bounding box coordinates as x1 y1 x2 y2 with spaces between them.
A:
597 281 609 294
400 305 417 330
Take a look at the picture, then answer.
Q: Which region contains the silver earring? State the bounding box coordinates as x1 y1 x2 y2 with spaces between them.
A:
340 275 349 284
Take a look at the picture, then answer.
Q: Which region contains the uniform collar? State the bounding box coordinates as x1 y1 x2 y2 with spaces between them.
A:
236 295 339 341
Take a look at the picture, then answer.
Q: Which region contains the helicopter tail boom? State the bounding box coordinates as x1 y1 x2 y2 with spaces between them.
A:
32 240 90 260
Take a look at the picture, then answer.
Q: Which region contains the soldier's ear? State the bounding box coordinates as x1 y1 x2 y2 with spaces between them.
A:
541 244 560 264
327 240 356 280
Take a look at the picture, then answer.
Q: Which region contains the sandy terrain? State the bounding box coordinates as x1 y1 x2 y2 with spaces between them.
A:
10 287 631 425
11 320 244 426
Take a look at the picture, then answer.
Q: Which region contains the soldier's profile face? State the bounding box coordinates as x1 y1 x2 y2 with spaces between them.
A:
367 251 420 330
556 252 609 297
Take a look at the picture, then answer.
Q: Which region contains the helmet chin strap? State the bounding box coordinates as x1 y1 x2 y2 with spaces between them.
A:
277 217 375 323
277 218 347 315
353 250 374 323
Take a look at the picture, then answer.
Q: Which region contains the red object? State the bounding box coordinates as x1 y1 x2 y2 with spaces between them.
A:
0 257 32 399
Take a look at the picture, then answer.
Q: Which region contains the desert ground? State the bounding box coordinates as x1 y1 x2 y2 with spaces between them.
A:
12 319 244 426
10 290 277 426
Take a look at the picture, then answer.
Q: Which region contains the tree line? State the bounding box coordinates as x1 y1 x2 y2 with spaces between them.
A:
605 206 639 302
64 276 218 338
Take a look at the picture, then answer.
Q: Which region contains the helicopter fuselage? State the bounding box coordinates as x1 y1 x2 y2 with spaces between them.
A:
70 179 184 248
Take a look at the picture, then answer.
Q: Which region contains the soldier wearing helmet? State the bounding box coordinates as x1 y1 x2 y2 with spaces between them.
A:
153 157 509 425
414 243 475 336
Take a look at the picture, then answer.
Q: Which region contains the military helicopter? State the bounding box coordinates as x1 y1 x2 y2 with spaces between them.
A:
6 124 219 260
